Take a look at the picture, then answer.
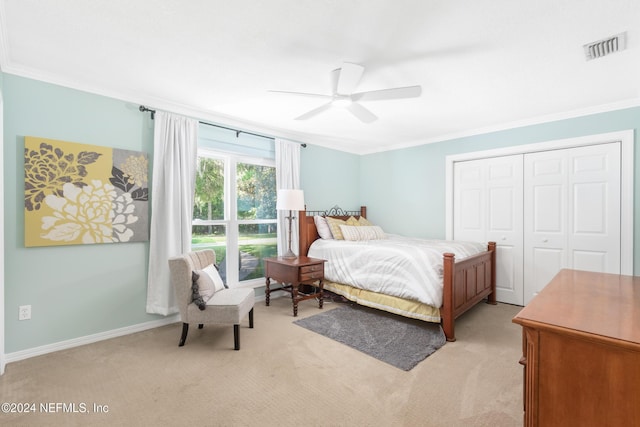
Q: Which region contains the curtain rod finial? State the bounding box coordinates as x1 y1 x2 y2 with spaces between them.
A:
139 105 155 119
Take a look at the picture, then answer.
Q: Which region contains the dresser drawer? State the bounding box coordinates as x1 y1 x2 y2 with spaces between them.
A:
299 264 324 281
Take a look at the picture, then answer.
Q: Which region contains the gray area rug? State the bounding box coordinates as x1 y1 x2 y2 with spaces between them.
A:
294 304 446 371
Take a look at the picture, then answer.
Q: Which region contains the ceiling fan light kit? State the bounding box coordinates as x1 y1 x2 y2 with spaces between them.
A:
331 96 353 108
272 62 422 123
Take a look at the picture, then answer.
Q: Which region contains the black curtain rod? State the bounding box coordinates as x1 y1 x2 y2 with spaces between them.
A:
139 105 306 147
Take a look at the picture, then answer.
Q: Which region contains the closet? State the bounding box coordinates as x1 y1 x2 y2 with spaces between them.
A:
447 131 633 306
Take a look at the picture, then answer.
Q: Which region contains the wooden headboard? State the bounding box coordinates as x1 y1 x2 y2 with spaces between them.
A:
298 206 367 256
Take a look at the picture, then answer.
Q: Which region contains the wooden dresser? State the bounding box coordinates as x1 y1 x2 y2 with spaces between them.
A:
512 269 640 427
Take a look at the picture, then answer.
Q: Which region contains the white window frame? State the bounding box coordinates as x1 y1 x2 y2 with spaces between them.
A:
195 149 276 289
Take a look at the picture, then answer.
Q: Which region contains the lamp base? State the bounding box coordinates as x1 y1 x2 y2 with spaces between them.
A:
282 248 297 260
283 214 298 259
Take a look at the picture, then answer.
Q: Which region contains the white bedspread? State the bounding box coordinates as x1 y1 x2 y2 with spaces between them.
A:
308 235 486 308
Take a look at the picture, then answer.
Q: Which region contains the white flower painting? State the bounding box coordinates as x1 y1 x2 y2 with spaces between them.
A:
41 180 138 243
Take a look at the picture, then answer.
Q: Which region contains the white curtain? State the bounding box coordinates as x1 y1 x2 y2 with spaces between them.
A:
146 111 198 315
275 139 302 256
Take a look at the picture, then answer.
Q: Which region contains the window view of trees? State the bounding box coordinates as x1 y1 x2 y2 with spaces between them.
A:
193 157 225 223
192 155 278 285
236 162 277 221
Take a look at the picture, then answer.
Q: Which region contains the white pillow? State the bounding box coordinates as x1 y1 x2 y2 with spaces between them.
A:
194 264 225 302
339 225 386 241
314 215 334 239
202 264 225 293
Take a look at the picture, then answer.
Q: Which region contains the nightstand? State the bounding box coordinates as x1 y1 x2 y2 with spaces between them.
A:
264 256 326 316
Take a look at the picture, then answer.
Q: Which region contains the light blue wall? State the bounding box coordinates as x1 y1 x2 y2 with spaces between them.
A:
360 107 640 273
3 74 159 353
300 144 360 211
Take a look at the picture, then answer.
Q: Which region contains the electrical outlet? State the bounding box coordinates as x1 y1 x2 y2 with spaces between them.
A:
19 305 31 320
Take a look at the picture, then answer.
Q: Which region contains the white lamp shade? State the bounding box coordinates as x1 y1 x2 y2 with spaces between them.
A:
276 189 305 211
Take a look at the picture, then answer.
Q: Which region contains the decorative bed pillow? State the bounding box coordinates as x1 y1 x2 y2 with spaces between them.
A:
358 216 373 226
359 225 386 240
325 217 347 239
314 215 333 239
346 216 360 226
326 216 361 240
339 225 386 241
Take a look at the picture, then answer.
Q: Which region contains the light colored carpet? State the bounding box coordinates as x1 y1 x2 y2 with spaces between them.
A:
0 296 524 426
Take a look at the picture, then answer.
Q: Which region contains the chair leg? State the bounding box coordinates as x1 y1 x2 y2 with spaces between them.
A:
234 324 240 350
179 323 189 347
249 308 254 328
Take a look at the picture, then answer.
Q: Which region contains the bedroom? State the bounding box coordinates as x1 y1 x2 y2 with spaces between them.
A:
1 1 639 424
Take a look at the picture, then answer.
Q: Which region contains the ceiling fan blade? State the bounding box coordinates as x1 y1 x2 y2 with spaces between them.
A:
346 102 377 123
294 102 333 120
351 85 422 102
330 68 340 95
269 90 332 99
337 62 364 95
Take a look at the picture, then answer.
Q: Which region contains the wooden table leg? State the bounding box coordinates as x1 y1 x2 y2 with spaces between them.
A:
318 279 324 309
292 283 299 316
265 277 271 306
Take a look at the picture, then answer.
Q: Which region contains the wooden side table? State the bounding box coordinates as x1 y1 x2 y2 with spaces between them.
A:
264 256 326 316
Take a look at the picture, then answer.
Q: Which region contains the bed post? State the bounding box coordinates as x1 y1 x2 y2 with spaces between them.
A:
442 252 456 342
298 209 309 257
487 241 497 305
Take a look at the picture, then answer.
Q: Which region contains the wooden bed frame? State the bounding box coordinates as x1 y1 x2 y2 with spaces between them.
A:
298 206 496 341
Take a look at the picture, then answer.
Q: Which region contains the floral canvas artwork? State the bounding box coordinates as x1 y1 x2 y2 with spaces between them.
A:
24 136 149 247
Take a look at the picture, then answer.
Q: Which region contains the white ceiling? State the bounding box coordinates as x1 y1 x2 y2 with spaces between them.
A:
1 0 639 154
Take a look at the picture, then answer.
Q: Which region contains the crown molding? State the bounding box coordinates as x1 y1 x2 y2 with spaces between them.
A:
2 62 639 157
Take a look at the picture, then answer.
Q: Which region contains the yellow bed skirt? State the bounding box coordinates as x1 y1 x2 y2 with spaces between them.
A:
323 280 441 323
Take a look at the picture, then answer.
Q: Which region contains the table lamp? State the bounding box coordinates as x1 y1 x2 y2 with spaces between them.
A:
276 189 305 259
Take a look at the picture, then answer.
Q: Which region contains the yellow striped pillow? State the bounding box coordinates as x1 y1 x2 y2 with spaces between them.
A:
325 217 347 240
358 216 373 226
339 225 386 241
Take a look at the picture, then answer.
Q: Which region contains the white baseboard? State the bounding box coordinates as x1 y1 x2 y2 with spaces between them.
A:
3 293 270 366
4 314 180 365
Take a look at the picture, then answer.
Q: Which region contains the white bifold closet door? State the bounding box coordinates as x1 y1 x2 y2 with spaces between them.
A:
453 141 622 306
453 155 524 305
523 142 621 305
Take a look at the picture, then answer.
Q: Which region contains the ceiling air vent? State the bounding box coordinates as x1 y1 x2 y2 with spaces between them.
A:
584 32 626 60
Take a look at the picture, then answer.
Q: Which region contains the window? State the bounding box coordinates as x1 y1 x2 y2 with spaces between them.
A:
192 151 277 288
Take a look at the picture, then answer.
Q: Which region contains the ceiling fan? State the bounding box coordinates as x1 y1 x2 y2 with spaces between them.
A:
270 62 422 123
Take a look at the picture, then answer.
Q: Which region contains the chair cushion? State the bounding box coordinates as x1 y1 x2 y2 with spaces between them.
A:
186 288 255 324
